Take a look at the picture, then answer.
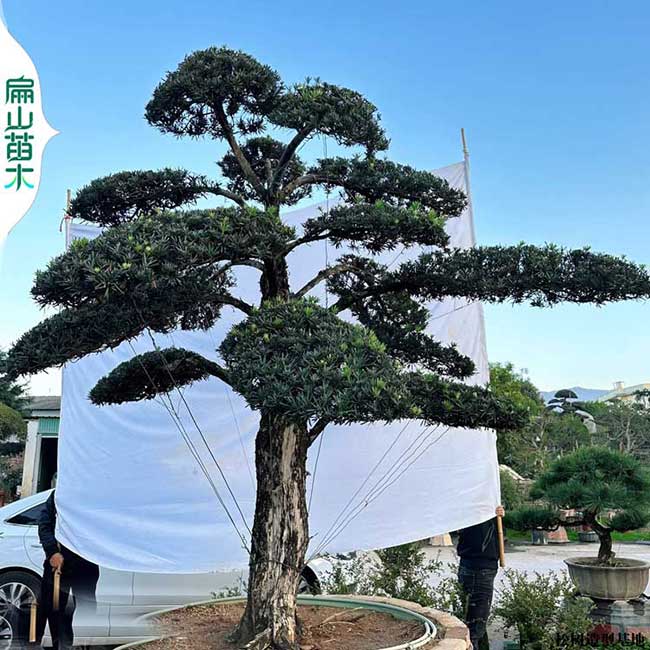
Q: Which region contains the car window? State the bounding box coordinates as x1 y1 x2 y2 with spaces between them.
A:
6 502 47 526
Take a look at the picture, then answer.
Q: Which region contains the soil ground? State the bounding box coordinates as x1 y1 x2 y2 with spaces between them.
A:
146 601 427 650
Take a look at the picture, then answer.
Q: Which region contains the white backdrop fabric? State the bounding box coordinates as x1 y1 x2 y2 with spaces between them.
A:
56 161 501 573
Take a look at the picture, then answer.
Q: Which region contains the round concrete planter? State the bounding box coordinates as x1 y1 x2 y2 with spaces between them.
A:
112 594 469 650
113 594 472 650
565 557 650 600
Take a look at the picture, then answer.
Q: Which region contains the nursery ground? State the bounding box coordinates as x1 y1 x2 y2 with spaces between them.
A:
423 540 650 650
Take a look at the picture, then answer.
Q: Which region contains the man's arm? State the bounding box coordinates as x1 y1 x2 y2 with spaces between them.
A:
38 492 61 562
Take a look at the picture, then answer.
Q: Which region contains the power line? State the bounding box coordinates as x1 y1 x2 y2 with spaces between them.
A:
140 325 252 537
309 423 436 558
311 422 449 556
308 427 326 514
308 419 413 559
313 426 452 554
126 340 250 552
207 324 256 491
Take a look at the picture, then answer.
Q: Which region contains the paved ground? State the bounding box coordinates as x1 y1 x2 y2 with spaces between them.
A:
422 540 650 649
424 539 650 586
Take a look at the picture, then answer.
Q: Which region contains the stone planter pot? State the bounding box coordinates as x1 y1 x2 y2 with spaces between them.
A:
113 594 470 650
565 557 650 600
531 529 548 545
578 530 599 543
547 525 569 544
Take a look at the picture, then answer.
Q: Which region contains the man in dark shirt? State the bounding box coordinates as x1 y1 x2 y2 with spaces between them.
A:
38 491 100 650
457 505 505 650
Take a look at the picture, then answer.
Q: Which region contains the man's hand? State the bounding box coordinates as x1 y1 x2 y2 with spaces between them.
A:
495 505 505 518
49 552 64 571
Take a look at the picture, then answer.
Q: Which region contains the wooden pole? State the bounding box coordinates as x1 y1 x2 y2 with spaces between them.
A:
462 127 503 566
460 128 477 247
65 189 72 248
29 601 37 642
53 569 61 611
496 515 506 568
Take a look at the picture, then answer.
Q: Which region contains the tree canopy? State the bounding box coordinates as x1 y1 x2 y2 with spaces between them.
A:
490 366 598 476
584 398 650 460
0 351 27 443
0 403 26 443
0 350 27 413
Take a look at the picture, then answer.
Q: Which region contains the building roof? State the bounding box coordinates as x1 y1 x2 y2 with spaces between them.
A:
597 383 650 403
27 396 61 414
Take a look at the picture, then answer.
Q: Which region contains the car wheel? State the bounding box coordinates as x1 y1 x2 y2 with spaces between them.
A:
0 571 41 649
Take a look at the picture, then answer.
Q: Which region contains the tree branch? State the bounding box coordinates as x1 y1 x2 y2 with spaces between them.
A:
293 263 357 298
202 183 247 207
278 173 330 203
203 359 232 386
214 105 266 198
271 126 313 193
221 259 265 273
308 418 329 446
284 233 329 254
219 293 255 316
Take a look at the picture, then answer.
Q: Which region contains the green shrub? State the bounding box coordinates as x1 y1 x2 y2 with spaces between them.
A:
493 570 593 650
500 470 527 511
324 543 464 617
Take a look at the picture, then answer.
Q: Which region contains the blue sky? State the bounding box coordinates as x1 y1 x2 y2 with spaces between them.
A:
1 0 649 395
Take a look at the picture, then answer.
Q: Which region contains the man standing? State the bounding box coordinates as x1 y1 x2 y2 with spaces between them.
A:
457 505 505 650
37 490 100 650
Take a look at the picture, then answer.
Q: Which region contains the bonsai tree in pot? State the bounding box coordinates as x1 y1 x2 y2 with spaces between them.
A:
507 447 650 599
7 47 650 648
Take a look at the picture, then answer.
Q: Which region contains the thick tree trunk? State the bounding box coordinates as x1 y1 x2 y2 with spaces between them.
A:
590 516 614 564
261 258 291 301
233 413 309 650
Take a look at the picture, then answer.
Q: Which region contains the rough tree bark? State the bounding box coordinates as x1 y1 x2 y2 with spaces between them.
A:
233 413 310 649
588 514 614 564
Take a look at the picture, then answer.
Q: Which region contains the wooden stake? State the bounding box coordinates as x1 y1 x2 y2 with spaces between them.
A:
460 127 478 248
496 515 506 568
29 601 37 642
53 569 61 611
461 127 468 156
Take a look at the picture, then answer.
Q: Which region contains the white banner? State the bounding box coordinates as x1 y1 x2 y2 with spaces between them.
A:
56 162 500 573
0 4 57 244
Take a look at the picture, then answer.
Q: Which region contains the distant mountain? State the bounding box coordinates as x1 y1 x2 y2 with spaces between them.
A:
540 387 609 404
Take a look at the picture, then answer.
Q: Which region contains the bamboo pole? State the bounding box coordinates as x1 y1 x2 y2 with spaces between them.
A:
53 569 61 611
65 189 72 248
496 515 506 568
29 601 37 642
460 128 477 247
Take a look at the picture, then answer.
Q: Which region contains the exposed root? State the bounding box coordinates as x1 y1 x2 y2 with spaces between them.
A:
240 627 272 650
316 607 366 627
237 626 301 650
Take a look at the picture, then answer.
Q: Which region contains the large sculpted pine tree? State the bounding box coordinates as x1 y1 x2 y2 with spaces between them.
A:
7 48 650 648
